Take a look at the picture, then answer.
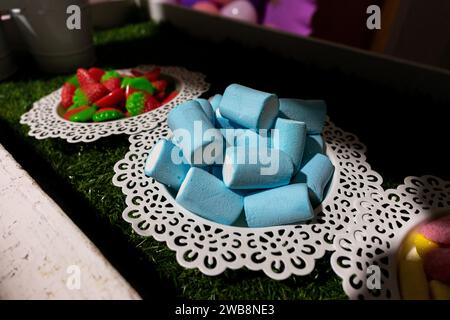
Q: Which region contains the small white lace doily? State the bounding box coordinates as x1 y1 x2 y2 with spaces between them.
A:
331 175 450 299
20 65 210 143
112 118 383 280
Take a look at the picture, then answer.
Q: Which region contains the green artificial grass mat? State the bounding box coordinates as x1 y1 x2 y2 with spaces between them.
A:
1 21 415 300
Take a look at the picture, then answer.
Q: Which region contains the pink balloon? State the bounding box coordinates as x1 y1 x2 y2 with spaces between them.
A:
220 0 257 23
193 1 220 14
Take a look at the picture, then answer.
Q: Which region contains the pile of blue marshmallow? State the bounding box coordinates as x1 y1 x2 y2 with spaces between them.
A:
144 84 334 228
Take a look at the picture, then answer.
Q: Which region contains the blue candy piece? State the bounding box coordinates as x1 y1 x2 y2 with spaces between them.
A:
300 134 324 167
234 128 271 150
292 153 334 204
219 128 237 147
144 139 190 190
215 108 243 130
244 183 314 228
212 165 257 196
209 94 222 112
218 128 270 151
168 100 224 166
195 98 215 125
219 84 279 130
278 99 327 134
223 146 293 189
272 118 306 173
176 167 244 225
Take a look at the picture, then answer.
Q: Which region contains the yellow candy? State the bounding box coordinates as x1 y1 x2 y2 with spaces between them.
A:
430 280 450 300
414 233 439 258
399 258 430 300
400 230 419 259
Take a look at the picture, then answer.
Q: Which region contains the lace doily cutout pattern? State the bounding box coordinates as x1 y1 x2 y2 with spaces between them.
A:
331 176 450 299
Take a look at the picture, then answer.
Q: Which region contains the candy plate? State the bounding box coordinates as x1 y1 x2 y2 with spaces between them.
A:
331 175 450 299
20 65 209 143
112 117 384 280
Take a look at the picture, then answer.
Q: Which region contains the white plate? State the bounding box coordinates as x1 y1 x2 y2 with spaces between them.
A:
20 65 210 143
112 117 384 280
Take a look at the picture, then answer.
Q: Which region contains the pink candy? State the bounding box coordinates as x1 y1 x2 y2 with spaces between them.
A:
193 1 220 14
419 214 450 245
424 248 450 283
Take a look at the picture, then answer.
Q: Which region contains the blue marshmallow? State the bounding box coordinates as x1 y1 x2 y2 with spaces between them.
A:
223 146 293 189
272 118 306 173
211 165 258 197
292 153 334 205
300 134 324 167
209 94 222 112
195 98 215 125
278 99 327 134
219 128 236 147
144 139 190 190
168 100 224 166
176 167 244 225
215 108 243 130
219 84 279 130
234 128 271 150
309 134 324 149
244 183 314 228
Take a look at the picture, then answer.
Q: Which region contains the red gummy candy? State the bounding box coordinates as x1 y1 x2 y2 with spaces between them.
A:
143 94 161 113
103 77 121 92
61 83 76 109
88 67 105 82
161 91 178 104
125 85 138 99
82 83 109 104
424 248 450 283
144 67 161 82
420 215 450 245
94 88 125 109
151 79 168 93
76 68 97 87
156 91 166 101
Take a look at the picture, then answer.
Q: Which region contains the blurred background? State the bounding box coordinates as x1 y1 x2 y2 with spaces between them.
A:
0 0 449 78
146 0 450 69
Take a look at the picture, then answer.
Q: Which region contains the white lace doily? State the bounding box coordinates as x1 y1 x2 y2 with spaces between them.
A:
112 118 383 280
331 175 450 299
20 66 210 143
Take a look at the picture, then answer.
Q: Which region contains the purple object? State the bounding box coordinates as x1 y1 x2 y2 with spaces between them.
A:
221 0 258 23
263 0 317 36
180 0 201 6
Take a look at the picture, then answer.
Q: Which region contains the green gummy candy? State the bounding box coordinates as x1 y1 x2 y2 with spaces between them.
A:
66 75 79 87
122 77 155 94
101 70 121 82
93 109 124 122
72 88 89 107
126 92 145 116
69 106 97 122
